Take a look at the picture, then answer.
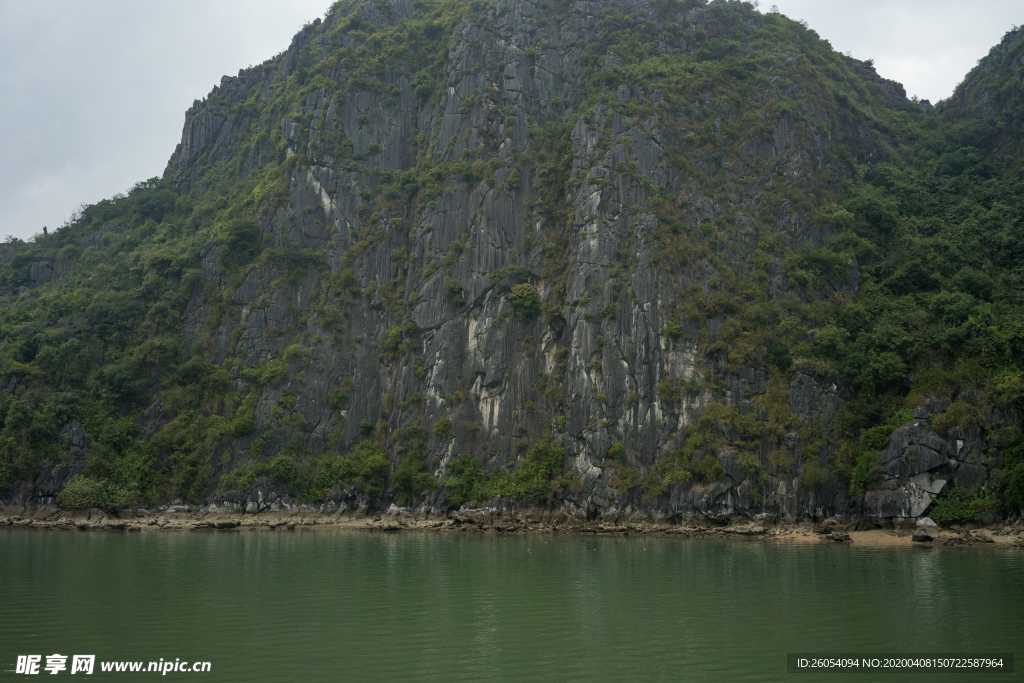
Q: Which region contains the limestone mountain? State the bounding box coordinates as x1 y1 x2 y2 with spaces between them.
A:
2 0 1022 524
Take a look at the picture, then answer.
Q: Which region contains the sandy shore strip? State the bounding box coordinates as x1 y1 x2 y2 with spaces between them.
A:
777 527 1022 547
2 505 1023 548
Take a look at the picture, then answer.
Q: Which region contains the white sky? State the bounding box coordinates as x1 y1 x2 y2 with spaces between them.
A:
0 1 1020 242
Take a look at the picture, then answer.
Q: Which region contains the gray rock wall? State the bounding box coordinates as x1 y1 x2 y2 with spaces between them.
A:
151 0 988 523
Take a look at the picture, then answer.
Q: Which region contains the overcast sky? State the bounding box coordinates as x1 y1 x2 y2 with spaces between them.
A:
0 1 1019 242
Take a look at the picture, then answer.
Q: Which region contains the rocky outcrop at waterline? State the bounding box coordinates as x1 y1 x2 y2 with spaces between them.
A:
3 503 1024 551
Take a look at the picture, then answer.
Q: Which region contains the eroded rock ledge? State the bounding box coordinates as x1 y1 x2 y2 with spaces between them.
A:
3 504 1023 549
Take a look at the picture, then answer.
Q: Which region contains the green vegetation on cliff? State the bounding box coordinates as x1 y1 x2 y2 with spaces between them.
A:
0 0 1022 518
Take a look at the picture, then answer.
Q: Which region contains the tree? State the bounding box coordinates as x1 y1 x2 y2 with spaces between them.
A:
509 283 540 319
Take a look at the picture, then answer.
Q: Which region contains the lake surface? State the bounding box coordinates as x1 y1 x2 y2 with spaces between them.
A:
1 529 1021 681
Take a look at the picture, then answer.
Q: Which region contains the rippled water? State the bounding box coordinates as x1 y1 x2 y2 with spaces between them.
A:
1 529 1021 681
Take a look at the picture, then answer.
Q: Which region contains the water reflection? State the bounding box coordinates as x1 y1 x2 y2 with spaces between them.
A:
1 530 1021 682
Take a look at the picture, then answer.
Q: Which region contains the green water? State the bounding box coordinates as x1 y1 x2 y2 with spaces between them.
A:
1 529 1021 682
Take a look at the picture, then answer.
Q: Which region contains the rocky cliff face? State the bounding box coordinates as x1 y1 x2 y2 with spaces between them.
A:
4 0 1020 525
155 0 926 523
941 25 1024 170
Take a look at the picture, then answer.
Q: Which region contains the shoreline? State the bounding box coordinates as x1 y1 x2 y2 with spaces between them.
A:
3 506 1023 548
